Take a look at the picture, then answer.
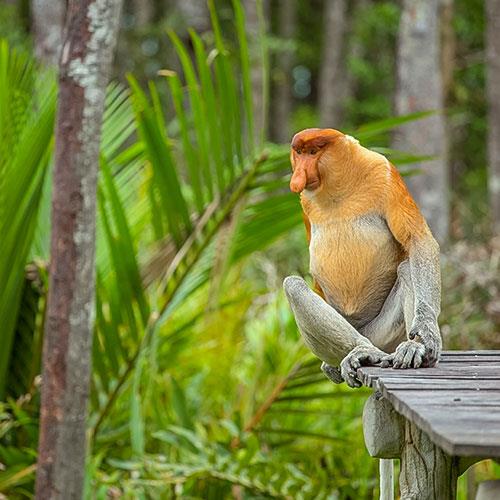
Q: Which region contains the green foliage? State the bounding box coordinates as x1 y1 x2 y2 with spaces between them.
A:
0 40 56 399
0 4 28 50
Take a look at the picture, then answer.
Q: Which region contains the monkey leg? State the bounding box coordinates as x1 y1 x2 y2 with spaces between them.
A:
362 261 427 370
283 276 387 388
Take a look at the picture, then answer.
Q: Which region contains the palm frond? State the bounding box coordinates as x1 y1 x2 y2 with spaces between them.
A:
0 41 56 398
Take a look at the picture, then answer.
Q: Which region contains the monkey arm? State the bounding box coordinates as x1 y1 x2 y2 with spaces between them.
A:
384 167 442 366
404 237 442 365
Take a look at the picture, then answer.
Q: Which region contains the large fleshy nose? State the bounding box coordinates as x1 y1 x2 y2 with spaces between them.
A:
290 167 307 193
290 154 320 193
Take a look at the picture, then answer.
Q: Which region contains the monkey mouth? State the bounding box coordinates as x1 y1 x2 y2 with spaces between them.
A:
305 178 321 191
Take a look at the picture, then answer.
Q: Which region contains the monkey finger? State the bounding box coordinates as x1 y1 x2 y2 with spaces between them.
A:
380 355 393 368
423 349 439 368
345 372 362 388
392 348 406 369
400 347 416 369
350 357 362 370
341 366 361 388
412 348 424 368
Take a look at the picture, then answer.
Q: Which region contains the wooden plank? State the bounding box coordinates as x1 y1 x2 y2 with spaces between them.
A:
358 351 500 457
358 366 500 388
438 356 500 366
391 391 500 407
378 378 500 391
441 351 500 356
377 383 500 457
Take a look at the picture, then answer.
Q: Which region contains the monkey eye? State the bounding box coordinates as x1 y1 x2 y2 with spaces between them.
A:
309 148 318 155
296 148 302 154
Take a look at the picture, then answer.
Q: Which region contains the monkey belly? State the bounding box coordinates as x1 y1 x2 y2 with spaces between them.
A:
309 216 404 328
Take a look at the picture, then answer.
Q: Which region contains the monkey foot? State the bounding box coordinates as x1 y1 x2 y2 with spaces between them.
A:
340 345 386 388
321 362 343 384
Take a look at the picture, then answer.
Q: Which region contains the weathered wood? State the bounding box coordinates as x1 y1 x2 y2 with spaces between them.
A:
359 366 500 387
356 353 500 499
358 354 500 458
379 459 394 500
399 419 459 500
440 350 500 357
362 393 404 459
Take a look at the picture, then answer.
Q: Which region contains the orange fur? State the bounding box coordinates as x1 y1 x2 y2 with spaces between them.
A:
290 128 428 326
302 211 325 299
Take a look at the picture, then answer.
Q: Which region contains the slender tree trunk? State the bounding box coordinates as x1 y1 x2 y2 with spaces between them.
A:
440 0 458 237
440 0 455 101
271 0 296 143
344 0 369 104
176 0 210 33
244 0 269 145
318 0 348 128
486 0 500 236
31 0 66 66
132 0 154 27
392 0 449 245
35 1 122 499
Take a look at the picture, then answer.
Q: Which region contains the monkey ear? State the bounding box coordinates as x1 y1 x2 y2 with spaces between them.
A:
344 135 359 145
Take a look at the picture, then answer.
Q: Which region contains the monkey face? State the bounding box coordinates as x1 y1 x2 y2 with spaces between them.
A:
289 128 343 193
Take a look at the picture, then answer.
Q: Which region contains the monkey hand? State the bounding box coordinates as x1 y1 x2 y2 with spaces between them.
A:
381 340 426 369
340 345 386 388
408 316 442 367
381 318 441 369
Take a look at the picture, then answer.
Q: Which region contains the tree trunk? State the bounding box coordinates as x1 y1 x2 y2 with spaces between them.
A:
244 0 269 145
270 0 296 144
132 0 154 27
440 0 455 101
176 0 210 33
31 0 66 66
393 0 449 246
318 0 348 128
34 1 122 499
344 0 369 104
486 0 500 236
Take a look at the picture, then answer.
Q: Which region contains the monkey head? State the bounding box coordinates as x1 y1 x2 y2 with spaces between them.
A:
289 128 347 194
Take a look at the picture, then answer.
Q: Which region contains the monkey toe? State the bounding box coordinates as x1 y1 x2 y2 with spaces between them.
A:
340 347 385 388
321 362 343 384
340 357 362 388
380 354 393 368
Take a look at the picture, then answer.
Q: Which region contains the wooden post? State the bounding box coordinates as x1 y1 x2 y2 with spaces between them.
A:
363 394 403 500
399 420 459 500
379 459 394 500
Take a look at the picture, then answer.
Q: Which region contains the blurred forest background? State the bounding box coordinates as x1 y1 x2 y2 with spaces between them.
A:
1 0 500 498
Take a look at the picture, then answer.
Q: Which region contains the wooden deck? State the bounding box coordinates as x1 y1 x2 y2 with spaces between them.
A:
357 350 500 458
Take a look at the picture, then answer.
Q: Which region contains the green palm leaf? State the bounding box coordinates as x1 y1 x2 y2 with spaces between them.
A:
0 41 56 398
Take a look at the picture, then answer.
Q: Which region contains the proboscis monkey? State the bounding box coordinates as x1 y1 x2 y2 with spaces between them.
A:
285 128 442 388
